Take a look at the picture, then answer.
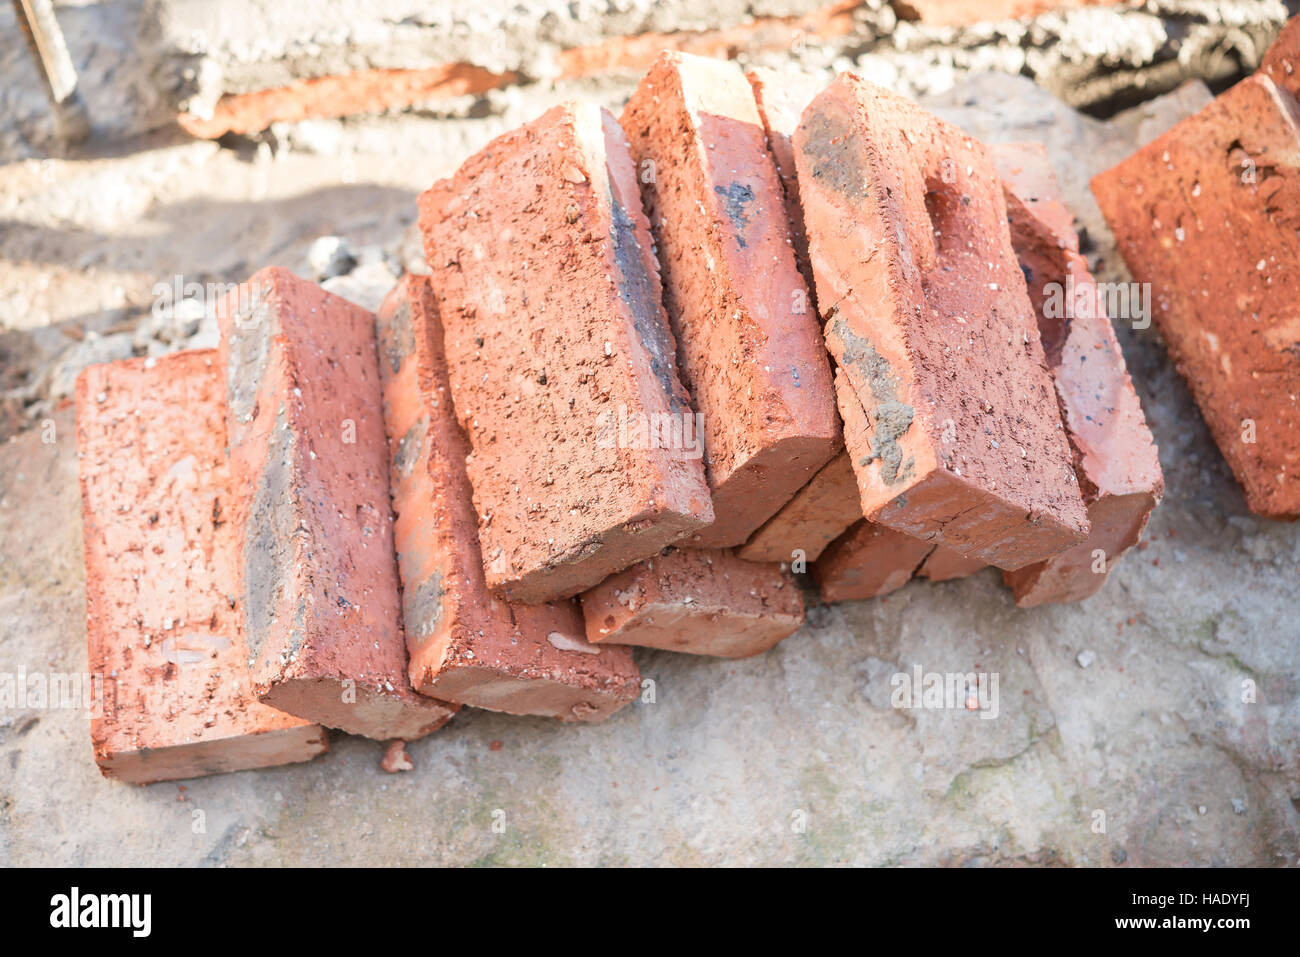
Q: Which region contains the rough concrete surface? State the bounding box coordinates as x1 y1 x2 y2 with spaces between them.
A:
0 5 1297 866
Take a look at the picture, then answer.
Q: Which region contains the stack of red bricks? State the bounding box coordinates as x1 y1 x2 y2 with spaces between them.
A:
78 35 1202 782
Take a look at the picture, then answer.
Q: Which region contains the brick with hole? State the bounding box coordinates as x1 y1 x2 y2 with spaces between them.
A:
376 274 641 722
795 73 1090 569
419 101 713 604
581 548 803 658
77 350 329 783
1092 74 1299 518
217 267 457 740
813 520 934 603
992 143 1163 604
622 52 840 549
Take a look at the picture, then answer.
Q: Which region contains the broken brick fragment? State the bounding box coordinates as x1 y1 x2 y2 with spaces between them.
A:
217 267 456 740
381 740 414 773
1092 75 1299 519
581 548 803 658
993 143 1163 605
1260 15 1299 100
622 52 840 549
795 73 1090 569
813 520 934 603
376 275 641 722
737 449 860 564
77 350 328 783
420 101 713 603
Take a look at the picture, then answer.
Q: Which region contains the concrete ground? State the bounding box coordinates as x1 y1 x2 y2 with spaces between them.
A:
0 4 1296 866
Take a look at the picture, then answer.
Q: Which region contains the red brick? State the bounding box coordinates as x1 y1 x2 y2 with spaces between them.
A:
916 545 987 583
621 52 840 548
737 449 859 563
217 267 456 740
746 67 826 296
989 141 1078 253
1092 75 1300 518
76 351 328 783
419 101 713 603
894 0 1120 27
795 74 1090 569
813 520 933 603
376 275 641 721
581 548 803 658
994 143 1163 605
1260 15 1299 99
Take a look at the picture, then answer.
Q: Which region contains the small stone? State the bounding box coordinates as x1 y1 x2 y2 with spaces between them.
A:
307 235 357 281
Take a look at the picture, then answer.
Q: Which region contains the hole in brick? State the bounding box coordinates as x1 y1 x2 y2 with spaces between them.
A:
924 177 966 253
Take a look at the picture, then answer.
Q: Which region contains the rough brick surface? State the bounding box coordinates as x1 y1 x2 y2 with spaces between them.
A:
747 66 825 296
995 143 1163 604
916 545 987 583
737 449 860 563
1092 75 1300 519
376 275 641 722
77 351 328 783
581 548 803 658
420 101 713 603
813 520 934 603
989 141 1078 251
1260 15 1299 99
796 74 1090 569
622 52 840 548
218 267 456 740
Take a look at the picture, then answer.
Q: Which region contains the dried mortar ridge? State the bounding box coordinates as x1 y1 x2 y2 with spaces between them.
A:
1092 74 1300 519
994 143 1164 605
581 547 803 659
795 73 1090 570
217 267 457 740
813 519 935 603
621 52 840 549
376 275 641 722
76 350 328 783
419 101 714 604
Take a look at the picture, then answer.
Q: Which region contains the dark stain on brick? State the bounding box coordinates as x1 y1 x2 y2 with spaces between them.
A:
378 298 415 375
610 192 688 416
243 408 296 668
800 98 870 201
714 181 755 247
393 415 427 480
403 570 444 647
225 281 274 426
